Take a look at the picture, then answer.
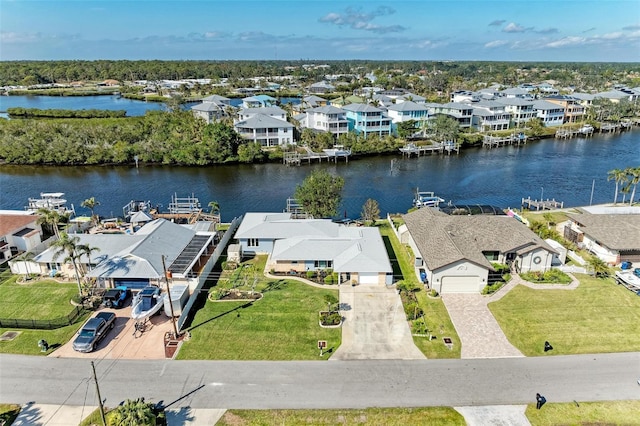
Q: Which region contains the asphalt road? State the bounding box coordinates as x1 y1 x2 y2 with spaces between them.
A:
1 353 639 409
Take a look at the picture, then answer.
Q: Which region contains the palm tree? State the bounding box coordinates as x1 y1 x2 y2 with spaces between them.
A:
17 251 37 279
585 255 610 278
624 167 640 205
208 200 220 215
607 168 627 205
36 208 64 238
108 398 156 426
80 197 100 225
51 232 92 296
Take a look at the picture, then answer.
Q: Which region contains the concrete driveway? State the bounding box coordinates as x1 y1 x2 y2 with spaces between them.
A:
49 305 174 360
331 284 426 360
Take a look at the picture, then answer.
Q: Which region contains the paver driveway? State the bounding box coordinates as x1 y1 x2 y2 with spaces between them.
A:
331 284 426 360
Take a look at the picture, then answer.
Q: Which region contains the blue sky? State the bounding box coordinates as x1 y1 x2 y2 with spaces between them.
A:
1 0 639 61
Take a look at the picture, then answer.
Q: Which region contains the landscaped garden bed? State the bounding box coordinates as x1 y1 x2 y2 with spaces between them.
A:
520 269 572 284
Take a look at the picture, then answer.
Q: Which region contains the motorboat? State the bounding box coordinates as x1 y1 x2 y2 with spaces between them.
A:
131 286 163 321
413 190 445 208
578 124 594 135
323 145 351 157
28 192 67 210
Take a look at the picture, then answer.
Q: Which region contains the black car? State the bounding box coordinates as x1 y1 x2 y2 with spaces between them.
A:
101 286 131 308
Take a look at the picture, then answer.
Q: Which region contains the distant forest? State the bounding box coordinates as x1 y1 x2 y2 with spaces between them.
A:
1 60 639 92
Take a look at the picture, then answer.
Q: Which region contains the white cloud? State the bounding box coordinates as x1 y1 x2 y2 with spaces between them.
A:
484 40 509 48
546 36 587 48
503 23 528 33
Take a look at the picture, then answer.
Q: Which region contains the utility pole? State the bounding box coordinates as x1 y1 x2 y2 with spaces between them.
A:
91 361 106 426
161 255 179 339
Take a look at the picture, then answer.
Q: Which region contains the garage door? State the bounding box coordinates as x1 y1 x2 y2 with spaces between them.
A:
441 276 479 293
114 278 149 291
358 273 379 285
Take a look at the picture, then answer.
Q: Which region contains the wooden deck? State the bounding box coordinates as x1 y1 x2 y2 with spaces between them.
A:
521 197 564 211
482 133 527 148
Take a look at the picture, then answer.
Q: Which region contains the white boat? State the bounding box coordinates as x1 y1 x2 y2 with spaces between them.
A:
323 145 351 157
578 124 594 135
27 192 73 214
131 286 163 321
413 190 445 208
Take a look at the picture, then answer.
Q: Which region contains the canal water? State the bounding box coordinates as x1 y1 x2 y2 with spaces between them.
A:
1 130 638 221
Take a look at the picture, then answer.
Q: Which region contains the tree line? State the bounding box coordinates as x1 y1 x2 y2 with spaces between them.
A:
7 107 127 119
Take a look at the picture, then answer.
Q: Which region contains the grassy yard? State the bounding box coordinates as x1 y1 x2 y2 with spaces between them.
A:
218 407 465 426
378 222 461 359
0 275 79 320
177 256 341 360
525 400 640 425
0 404 21 426
489 274 640 356
0 273 88 355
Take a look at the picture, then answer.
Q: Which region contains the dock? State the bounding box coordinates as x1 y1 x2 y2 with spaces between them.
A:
482 133 527 148
521 196 564 211
284 145 351 166
399 141 460 157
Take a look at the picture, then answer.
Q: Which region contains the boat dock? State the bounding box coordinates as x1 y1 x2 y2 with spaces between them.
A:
482 133 527 148
521 196 564 211
284 197 309 218
399 141 460 157
283 146 351 166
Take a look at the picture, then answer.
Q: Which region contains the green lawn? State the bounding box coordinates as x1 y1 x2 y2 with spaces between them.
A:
0 404 21 426
0 275 79 319
177 256 341 360
217 407 465 426
489 274 640 356
525 400 640 425
378 222 461 359
0 317 88 355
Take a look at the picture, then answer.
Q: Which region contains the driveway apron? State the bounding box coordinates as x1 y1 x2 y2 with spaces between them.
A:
442 294 523 359
331 284 426 360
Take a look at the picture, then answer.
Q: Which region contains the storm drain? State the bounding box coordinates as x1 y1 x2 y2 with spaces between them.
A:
0 331 21 341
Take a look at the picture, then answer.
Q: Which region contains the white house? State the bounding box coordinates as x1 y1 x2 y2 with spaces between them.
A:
234 114 295 147
386 101 429 124
237 106 287 122
342 103 393 137
425 102 473 128
300 105 349 137
234 213 393 285
191 95 233 124
532 100 565 127
470 100 511 131
0 212 42 264
495 98 536 126
401 208 556 293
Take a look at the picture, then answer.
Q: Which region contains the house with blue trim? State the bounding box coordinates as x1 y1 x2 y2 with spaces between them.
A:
342 103 392 138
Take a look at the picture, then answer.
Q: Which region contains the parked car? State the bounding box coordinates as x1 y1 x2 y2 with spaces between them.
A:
72 312 116 353
102 286 131 308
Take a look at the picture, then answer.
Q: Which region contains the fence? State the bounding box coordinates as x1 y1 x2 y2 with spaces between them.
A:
0 305 87 330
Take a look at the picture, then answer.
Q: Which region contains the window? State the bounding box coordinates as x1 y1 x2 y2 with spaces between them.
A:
314 260 332 268
248 238 259 247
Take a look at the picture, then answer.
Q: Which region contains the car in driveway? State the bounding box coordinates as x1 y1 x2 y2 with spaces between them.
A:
101 286 131 308
72 312 116 353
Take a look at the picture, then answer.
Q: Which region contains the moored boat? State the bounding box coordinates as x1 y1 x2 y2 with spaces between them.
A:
323 145 351 157
413 189 445 208
399 143 419 154
27 192 74 215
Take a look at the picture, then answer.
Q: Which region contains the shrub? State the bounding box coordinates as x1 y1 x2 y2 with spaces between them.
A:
521 269 572 284
482 281 505 295
323 274 338 284
429 289 439 297
404 302 424 320
306 270 316 279
320 311 341 326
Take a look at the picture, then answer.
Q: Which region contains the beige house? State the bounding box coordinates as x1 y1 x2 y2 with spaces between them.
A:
400 208 556 293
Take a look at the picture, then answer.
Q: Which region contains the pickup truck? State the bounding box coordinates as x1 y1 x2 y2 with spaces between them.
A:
72 312 116 353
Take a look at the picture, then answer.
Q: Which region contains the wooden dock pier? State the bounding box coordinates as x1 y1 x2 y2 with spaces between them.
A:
521 196 564 211
482 133 527 148
399 141 460 157
283 146 350 166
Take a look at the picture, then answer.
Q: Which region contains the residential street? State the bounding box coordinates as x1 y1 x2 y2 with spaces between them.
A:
1 353 638 409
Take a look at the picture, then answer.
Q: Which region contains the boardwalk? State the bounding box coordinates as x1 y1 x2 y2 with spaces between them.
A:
482 133 527 148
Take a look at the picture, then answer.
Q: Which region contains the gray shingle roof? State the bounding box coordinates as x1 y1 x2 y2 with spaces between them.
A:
566 213 640 251
387 101 428 112
191 102 223 112
235 114 294 129
342 103 383 113
402 208 555 271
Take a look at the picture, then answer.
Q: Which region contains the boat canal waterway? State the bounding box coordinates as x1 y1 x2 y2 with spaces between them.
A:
1 130 638 221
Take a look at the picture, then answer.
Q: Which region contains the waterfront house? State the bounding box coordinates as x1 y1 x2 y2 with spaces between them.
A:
500 87 534 99
242 95 278 108
532 100 565 127
26 219 218 292
386 101 429 126
0 212 42 264
495 98 536 127
544 95 585 124
299 105 349 137
201 94 231 106
234 213 393 285
564 210 640 265
470 100 512 131
237 106 287 122
342 103 393 138
425 102 473 128
301 95 328 109
191 95 233 123
571 93 595 108
234 114 295 147
307 81 336 94
400 208 555 293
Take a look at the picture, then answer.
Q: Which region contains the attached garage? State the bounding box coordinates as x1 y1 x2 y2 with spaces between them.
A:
114 278 150 291
358 273 379 285
440 276 480 293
